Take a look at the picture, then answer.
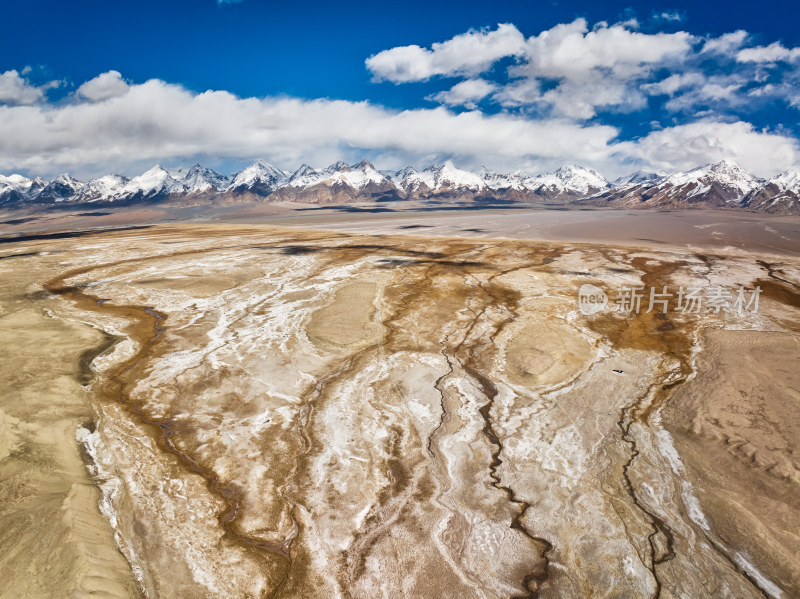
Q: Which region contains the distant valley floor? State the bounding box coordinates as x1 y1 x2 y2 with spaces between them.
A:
2 202 800 256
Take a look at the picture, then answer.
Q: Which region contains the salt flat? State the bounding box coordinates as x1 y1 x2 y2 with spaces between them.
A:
0 223 797 598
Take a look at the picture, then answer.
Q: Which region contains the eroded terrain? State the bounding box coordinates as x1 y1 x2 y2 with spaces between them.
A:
0 223 798 598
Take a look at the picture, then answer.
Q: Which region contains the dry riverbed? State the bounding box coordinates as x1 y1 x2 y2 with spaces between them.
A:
0 223 797 598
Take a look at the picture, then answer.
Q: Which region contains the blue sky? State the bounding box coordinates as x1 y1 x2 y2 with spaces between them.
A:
1 0 800 178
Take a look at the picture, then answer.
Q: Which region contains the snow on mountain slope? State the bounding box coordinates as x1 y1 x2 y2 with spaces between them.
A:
228 160 288 192
35 174 85 203
0 174 42 193
122 165 180 197
664 160 760 200
180 164 230 193
285 160 392 190
398 161 486 193
2 158 797 213
72 174 130 203
614 169 669 186
767 169 800 192
390 166 418 185
0 174 46 203
587 160 765 209
478 168 530 191
743 168 800 214
326 160 390 188
529 165 610 196
287 164 324 188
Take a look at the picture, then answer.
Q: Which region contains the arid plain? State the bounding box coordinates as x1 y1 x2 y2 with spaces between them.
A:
0 219 798 598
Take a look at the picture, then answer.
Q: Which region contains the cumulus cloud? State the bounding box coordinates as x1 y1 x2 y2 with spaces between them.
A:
511 19 692 80
0 69 47 105
615 120 799 174
0 71 795 179
537 74 647 119
701 30 748 54
365 24 525 82
0 75 625 177
427 79 497 109
371 20 694 118
642 72 706 95
737 41 800 63
504 19 693 117
374 19 800 120
77 70 130 102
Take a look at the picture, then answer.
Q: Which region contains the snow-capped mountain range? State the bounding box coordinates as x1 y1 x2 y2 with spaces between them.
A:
1 159 799 215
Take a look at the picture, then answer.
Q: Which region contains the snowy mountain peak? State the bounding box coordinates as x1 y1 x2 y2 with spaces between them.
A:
767 169 800 192
355 159 377 170
479 168 530 191
52 173 84 187
532 164 610 195
228 160 287 192
288 164 323 188
181 164 229 193
556 164 609 186
614 169 669 186
35 173 85 203
0 174 45 193
72 174 130 203
326 160 351 172
414 161 486 191
708 159 746 173
666 160 761 196
392 166 418 182
122 165 179 197
326 160 390 189
1 174 30 187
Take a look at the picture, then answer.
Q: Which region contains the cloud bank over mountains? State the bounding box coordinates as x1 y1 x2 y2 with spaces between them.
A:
1 17 799 179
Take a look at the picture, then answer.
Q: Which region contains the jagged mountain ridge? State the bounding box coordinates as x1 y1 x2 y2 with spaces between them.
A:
1 159 798 214
585 160 769 209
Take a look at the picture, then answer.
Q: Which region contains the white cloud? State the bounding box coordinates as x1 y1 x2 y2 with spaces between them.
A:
701 30 748 54
510 19 692 80
491 78 541 108
616 120 799 175
0 69 47 105
499 19 693 117
368 19 800 120
366 24 526 82
77 70 130 102
1 72 794 180
653 11 684 23
663 82 743 112
737 42 800 63
642 72 706 95
405 20 800 120
539 75 646 119
427 79 497 108
407 19 693 118
0 75 623 177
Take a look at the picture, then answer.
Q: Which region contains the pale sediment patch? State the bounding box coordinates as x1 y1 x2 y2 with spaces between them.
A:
306 281 382 349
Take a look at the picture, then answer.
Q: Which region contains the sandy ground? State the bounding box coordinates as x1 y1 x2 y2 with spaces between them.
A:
0 221 797 598
0 254 139 597
662 329 800 596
